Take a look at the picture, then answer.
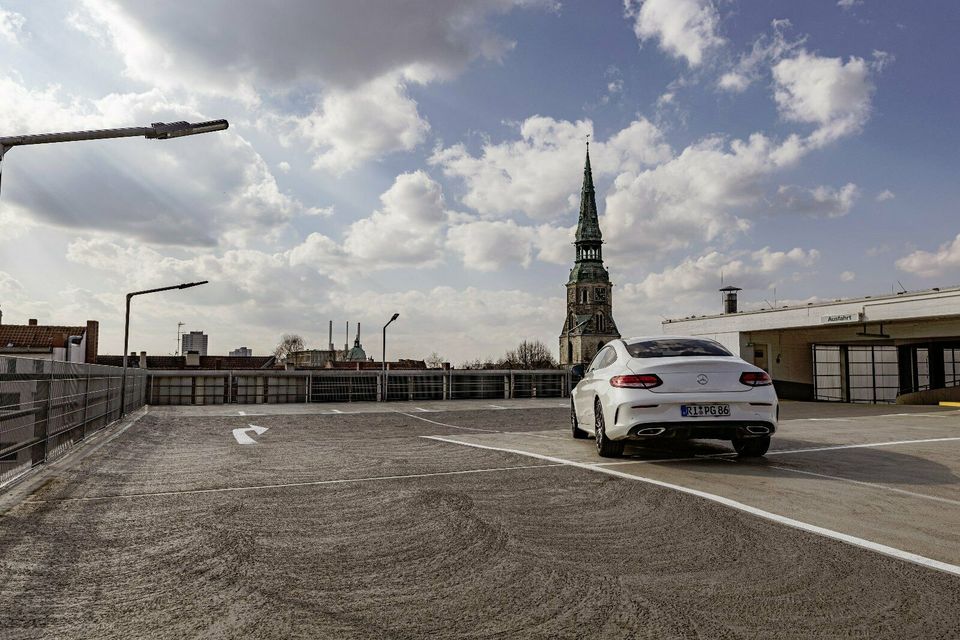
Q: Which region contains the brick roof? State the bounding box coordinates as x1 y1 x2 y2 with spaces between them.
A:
0 324 87 350
96 355 277 370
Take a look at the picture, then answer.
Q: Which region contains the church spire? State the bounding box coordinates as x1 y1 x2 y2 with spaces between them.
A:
575 141 602 243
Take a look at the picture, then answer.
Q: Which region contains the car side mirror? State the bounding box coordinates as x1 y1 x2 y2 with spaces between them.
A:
570 364 585 385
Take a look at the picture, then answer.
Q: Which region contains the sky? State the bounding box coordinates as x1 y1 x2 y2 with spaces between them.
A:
1 0 959 364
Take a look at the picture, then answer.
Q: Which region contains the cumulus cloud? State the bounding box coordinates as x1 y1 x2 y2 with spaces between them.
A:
293 75 430 174
343 171 448 268
430 115 671 220
0 5 25 44
623 0 724 67
622 246 820 301
75 0 555 95
896 234 960 278
840 271 856 282
447 220 535 271
0 76 324 247
875 189 895 202
775 182 859 217
718 19 803 93
602 132 806 260
772 51 875 146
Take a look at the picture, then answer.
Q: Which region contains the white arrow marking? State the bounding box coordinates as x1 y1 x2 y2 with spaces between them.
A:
233 424 268 445
238 410 246 415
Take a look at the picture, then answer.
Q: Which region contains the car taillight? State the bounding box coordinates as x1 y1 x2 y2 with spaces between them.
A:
610 374 662 389
740 371 772 387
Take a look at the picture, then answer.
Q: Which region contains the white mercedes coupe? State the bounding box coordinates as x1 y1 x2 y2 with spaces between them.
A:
570 336 778 458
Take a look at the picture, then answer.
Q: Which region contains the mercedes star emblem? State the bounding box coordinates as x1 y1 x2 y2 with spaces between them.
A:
697 374 709 385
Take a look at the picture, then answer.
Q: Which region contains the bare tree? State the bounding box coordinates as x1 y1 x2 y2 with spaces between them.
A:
425 351 445 368
500 339 557 369
273 333 305 361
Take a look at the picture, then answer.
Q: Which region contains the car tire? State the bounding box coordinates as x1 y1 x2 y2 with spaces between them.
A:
594 398 624 458
571 401 588 439
733 435 771 457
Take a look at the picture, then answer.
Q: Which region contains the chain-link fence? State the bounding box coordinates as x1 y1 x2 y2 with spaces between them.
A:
147 369 570 404
0 356 149 487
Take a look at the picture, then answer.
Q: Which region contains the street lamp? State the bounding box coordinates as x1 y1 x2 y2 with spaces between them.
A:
0 119 229 194
382 311 400 372
120 280 208 418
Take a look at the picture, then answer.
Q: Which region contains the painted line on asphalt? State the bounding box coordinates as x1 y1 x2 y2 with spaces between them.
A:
764 437 960 456
394 411 498 433
421 434 960 578
24 463 562 503
764 464 960 507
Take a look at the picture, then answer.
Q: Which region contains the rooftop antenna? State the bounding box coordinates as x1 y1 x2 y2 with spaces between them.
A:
897 280 907 293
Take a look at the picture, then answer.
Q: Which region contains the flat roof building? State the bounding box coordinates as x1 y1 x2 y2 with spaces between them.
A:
663 285 960 404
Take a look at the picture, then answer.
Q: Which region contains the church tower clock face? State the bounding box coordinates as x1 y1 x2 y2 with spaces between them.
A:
594 287 607 302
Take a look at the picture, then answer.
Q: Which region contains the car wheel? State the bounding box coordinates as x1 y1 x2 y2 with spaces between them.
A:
594 398 624 458
733 435 771 457
571 401 588 439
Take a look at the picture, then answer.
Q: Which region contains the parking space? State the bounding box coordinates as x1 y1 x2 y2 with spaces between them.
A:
1 402 958 638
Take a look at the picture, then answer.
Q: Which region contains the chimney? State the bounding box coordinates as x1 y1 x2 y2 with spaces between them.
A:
139 351 147 369
328 320 333 351
85 320 99 364
720 286 742 314
185 350 200 367
345 321 349 352
28 318 37 326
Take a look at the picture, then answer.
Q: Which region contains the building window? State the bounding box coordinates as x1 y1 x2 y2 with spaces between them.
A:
946 348 960 386
579 289 588 304
597 313 605 332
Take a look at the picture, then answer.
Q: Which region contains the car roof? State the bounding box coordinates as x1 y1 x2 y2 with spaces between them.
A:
622 335 723 343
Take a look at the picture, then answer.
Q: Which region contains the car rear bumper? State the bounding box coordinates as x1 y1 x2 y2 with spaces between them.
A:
624 420 776 440
605 393 777 441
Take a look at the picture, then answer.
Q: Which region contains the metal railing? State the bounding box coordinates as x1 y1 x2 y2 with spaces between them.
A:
0 356 148 487
147 369 571 405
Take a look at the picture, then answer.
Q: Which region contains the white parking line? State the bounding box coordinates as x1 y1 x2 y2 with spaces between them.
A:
394 411 498 433
421 434 960 578
765 464 960 507
26 463 563 503
765 437 960 456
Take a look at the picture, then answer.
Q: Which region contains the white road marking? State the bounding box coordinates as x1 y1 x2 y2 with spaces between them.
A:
232 424 268 445
791 418 853 422
764 464 960 507
238 411 246 416
415 407 439 413
26 463 562 503
764 436 960 456
421 434 960 577
328 409 344 414
394 411 498 433
488 404 507 410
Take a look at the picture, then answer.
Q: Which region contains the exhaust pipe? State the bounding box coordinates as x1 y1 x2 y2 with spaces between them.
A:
745 425 770 435
634 427 666 436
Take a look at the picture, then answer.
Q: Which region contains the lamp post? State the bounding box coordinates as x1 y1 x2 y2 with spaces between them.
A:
120 281 208 418
382 312 400 372
0 119 229 194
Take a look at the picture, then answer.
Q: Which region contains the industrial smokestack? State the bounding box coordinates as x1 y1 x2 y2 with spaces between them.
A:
720 286 741 314
345 321 349 352
328 320 333 351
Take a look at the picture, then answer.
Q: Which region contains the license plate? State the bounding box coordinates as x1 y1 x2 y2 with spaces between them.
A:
681 404 730 417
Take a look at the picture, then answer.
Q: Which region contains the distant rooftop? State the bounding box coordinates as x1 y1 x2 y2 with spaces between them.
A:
664 285 960 324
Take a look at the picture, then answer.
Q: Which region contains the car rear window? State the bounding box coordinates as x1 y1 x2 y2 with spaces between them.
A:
625 339 732 358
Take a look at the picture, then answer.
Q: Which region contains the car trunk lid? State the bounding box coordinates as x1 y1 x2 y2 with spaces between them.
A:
626 356 751 393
